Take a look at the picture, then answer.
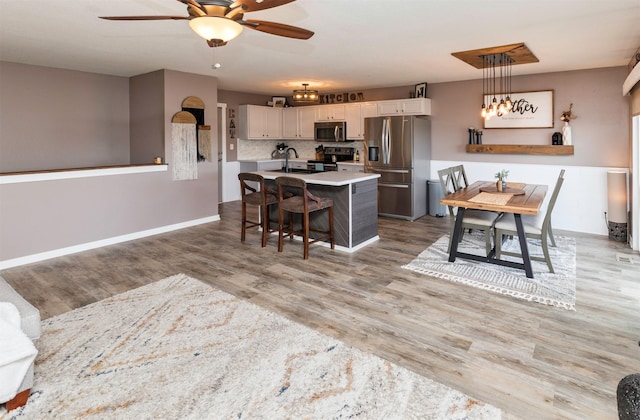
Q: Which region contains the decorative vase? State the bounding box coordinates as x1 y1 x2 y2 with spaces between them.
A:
475 130 483 145
496 180 503 192
562 122 572 146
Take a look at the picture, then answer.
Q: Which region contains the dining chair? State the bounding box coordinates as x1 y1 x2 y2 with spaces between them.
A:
494 169 565 273
450 164 470 190
437 167 500 255
238 172 278 247
275 176 335 260
450 163 503 232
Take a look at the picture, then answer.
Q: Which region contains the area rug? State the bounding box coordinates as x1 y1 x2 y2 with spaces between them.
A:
4 274 501 419
402 234 576 311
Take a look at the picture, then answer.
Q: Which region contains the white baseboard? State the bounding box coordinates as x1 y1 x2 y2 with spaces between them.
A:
0 215 220 270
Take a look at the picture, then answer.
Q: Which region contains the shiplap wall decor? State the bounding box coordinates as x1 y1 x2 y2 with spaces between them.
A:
171 111 198 180
181 96 210 162
198 125 212 162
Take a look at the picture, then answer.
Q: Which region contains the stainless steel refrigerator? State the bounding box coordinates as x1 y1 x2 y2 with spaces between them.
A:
364 115 431 220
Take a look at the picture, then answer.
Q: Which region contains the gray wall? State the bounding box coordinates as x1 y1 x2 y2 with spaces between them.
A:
130 70 165 164
429 66 629 167
0 62 130 172
0 64 220 264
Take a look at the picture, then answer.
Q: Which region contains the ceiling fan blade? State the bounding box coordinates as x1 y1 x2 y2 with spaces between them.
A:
230 0 295 13
242 19 313 39
100 16 189 21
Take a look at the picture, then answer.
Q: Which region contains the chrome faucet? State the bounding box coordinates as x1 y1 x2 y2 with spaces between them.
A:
284 147 299 173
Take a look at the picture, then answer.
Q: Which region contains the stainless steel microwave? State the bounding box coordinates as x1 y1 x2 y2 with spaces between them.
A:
314 121 348 142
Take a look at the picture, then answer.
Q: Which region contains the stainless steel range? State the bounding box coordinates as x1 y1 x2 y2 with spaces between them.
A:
307 146 354 172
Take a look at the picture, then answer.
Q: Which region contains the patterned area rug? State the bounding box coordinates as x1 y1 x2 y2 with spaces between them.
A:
402 234 576 310
5 274 501 419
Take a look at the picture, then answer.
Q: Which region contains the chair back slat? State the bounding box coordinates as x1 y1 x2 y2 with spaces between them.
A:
450 165 469 190
437 168 457 217
542 169 565 229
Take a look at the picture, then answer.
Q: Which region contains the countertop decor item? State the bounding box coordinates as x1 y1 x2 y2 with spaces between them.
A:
271 142 288 159
495 169 509 191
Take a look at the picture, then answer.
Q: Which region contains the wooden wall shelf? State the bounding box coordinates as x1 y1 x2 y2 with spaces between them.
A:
466 144 574 155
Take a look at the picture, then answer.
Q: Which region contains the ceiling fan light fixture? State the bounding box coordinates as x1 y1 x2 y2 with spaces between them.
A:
292 83 319 102
188 16 243 43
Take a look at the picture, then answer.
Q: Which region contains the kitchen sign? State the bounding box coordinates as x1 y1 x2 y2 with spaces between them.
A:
320 92 365 104
483 90 554 129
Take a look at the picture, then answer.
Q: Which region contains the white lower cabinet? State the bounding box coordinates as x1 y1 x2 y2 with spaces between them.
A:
337 163 365 173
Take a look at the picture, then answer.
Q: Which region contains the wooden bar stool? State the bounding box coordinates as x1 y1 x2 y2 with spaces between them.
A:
238 172 278 247
275 176 335 259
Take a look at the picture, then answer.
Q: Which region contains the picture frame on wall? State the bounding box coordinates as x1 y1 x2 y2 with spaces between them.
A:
272 97 286 108
483 90 554 129
414 83 427 98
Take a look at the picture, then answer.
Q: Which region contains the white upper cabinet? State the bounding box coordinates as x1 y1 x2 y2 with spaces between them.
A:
239 105 282 140
345 102 377 139
377 98 431 116
282 107 315 140
239 98 429 141
315 104 346 121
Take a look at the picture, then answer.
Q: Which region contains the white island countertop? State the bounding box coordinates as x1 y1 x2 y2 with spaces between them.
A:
253 170 379 187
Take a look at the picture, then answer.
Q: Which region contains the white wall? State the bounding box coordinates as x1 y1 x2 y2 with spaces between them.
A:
223 161 241 202
431 160 626 236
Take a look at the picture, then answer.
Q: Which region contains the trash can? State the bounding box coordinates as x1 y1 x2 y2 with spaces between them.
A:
427 180 447 217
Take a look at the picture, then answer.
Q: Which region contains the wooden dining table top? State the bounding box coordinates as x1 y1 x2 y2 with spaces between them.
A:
440 181 548 215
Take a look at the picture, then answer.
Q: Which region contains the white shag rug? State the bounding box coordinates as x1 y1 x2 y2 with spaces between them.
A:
402 234 576 311
4 274 502 419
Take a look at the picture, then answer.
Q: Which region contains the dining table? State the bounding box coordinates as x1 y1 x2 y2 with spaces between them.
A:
440 180 548 278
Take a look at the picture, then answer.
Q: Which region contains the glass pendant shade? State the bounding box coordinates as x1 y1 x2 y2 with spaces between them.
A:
189 17 243 42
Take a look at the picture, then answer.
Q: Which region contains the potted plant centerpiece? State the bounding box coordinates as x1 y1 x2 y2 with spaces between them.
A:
495 169 509 192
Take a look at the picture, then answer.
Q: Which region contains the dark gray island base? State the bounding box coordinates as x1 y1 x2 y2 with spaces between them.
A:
253 171 381 251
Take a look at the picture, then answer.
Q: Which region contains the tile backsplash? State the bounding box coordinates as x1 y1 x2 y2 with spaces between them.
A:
237 140 364 161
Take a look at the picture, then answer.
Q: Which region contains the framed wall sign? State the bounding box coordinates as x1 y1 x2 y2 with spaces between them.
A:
414 83 427 98
271 96 286 107
483 90 554 129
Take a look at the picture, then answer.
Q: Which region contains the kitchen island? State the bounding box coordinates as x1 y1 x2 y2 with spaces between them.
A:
253 171 380 251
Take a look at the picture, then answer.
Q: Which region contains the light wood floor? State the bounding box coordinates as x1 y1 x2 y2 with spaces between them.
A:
2 201 639 419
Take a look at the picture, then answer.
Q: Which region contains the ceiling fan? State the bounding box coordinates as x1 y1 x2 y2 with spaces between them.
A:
100 0 314 47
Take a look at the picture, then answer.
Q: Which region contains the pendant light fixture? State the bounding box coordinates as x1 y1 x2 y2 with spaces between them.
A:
480 52 513 120
292 83 319 102
451 43 538 121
